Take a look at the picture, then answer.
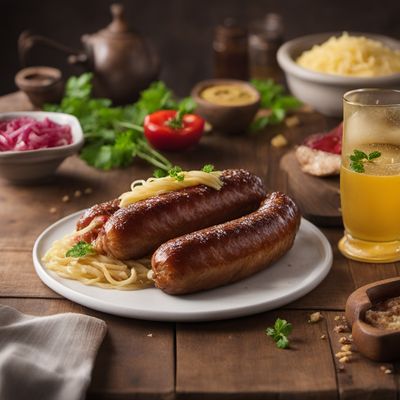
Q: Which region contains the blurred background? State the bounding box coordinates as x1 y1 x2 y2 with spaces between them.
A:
1 0 400 96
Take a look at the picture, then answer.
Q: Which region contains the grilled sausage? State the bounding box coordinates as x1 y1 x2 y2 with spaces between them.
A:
79 169 266 260
151 192 301 295
77 198 120 231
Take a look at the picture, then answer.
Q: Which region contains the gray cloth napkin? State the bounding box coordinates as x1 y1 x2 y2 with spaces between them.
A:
0 305 107 400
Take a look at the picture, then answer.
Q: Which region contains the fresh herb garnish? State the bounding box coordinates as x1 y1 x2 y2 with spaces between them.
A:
45 73 194 172
153 168 168 178
266 318 293 349
349 149 381 173
66 241 95 258
176 97 197 114
165 97 197 129
153 164 215 179
168 166 185 181
166 110 184 129
250 79 301 132
367 151 382 160
202 164 215 173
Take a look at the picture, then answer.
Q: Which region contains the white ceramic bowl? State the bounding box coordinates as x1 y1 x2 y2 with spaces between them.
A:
0 111 84 183
277 32 400 117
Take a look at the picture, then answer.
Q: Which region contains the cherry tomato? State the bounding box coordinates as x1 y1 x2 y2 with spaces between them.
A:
144 110 205 151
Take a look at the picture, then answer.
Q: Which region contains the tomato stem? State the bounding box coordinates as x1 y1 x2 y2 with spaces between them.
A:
166 110 184 129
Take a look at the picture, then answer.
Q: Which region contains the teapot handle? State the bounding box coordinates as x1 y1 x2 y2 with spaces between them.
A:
18 30 88 67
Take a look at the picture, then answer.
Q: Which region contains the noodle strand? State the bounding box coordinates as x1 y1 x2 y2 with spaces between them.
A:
43 223 154 290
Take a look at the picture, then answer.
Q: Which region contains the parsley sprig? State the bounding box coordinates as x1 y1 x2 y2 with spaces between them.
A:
168 166 185 181
202 164 215 173
45 73 195 172
153 164 216 181
66 241 95 258
349 149 381 173
153 165 184 181
250 79 301 132
266 318 293 349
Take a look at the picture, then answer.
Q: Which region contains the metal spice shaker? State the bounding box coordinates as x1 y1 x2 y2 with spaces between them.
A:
213 18 249 80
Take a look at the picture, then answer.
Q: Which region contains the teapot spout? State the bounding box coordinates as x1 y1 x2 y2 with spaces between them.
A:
18 30 81 67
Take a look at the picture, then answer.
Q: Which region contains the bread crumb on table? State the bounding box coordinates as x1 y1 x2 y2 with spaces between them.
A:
308 311 323 323
271 134 288 148
380 366 393 374
74 190 82 198
333 324 350 333
339 336 352 344
285 115 300 128
61 195 70 203
335 351 352 358
384 369 393 374
49 207 57 214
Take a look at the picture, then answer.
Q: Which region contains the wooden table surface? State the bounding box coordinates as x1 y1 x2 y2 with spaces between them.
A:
1 91 399 400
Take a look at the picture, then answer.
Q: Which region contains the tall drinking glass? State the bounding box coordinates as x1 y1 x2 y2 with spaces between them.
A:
339 89 400 263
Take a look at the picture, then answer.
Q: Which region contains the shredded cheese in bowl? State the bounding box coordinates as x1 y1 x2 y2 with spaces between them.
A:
296 32 400 77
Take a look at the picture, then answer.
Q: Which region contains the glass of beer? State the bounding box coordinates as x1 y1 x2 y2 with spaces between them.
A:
339 89 400 262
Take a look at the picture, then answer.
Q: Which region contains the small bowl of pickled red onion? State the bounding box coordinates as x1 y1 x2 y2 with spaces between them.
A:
0 111 83 183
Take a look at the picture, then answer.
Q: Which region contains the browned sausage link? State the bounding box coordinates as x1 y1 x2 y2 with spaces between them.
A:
76 198 120 231
151 192 301 295
95 169 266 260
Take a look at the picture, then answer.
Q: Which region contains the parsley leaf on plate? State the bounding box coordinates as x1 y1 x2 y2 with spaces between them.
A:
66 241 95 258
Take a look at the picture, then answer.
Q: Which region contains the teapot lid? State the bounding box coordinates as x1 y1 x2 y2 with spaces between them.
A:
95 3 137 38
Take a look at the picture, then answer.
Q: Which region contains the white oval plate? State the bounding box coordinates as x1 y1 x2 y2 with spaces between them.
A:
33 211 332 322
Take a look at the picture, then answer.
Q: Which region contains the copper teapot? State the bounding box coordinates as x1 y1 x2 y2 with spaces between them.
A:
18 3 160 104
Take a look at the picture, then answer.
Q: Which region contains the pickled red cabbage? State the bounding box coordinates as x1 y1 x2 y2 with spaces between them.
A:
0 117 72 152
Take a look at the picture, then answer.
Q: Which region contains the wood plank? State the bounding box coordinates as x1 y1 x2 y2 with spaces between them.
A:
348 261 400 289
0 298 175 400
280 151 341 227
268 110 328 192
325 312 397 400
289 228 355 310
0 133 265 249
0 250 59 298
0 105 328 251
0 155 149 249
0 91 33 112
176 310 338 399
3 91 399 399
273 117 354 311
